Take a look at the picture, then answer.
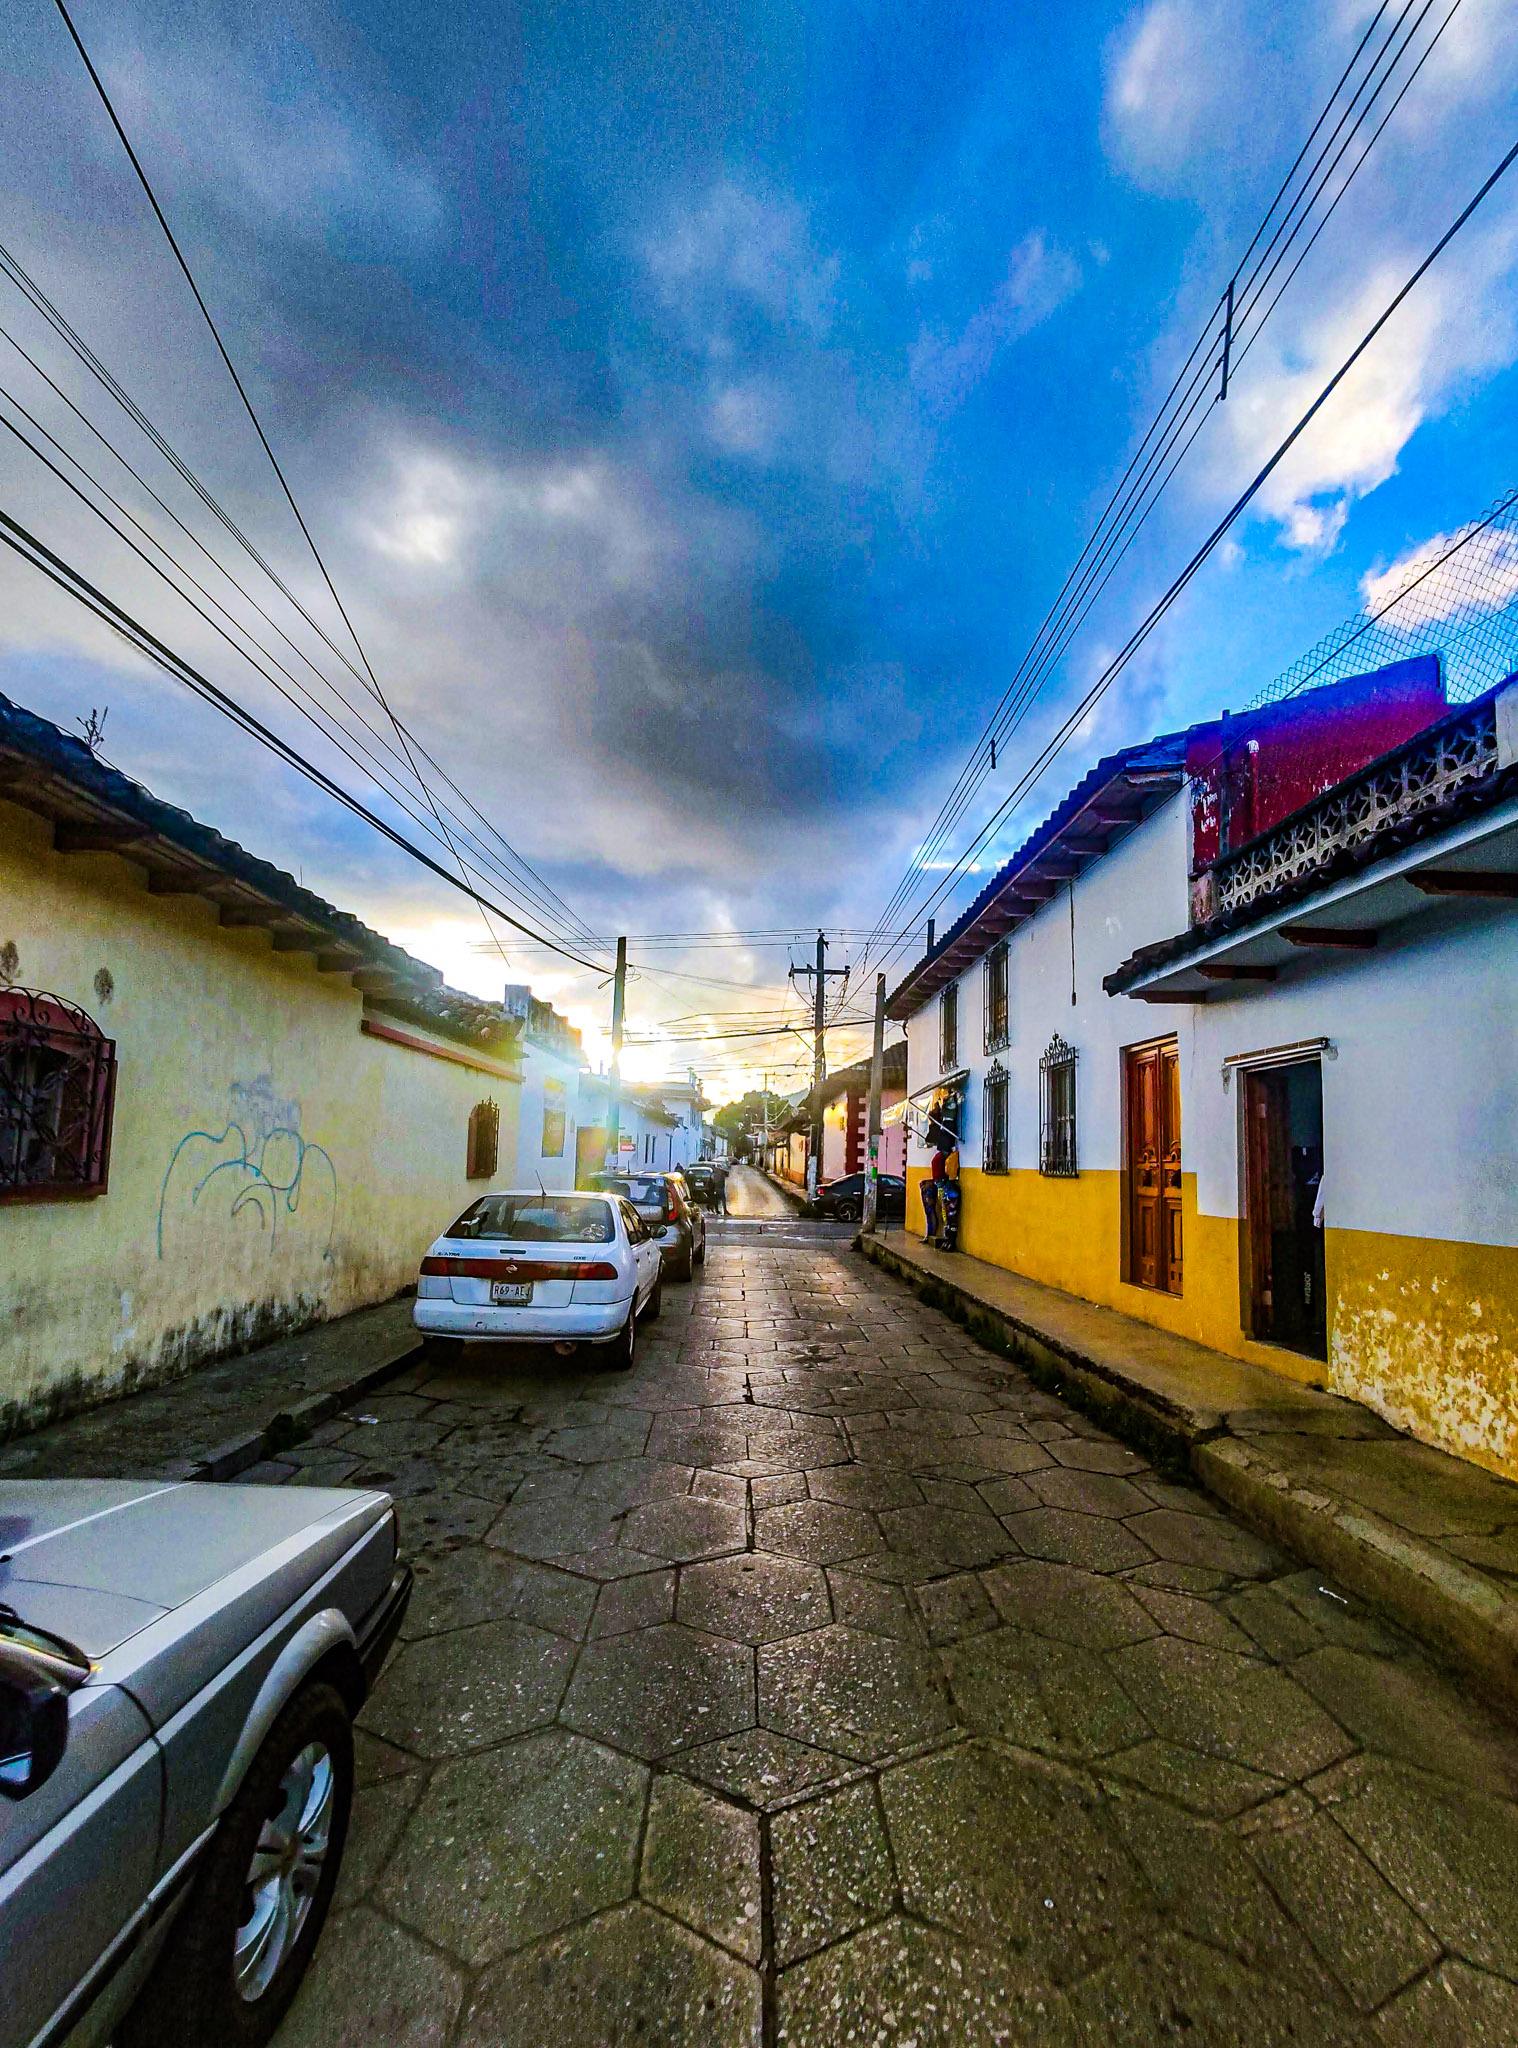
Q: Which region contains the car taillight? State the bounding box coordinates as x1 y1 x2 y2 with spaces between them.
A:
421 1256 619 1281
666 1188 680 1221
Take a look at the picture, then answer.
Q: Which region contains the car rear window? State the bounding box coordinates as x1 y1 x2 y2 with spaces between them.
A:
448 1196 615 1243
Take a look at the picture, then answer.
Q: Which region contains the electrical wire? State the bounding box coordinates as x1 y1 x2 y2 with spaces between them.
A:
860 0 1465 965
47 0 608 977
869 132 1518 978
0 502 614 971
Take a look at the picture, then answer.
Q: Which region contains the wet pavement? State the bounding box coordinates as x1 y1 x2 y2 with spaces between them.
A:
264 1233 1518 2047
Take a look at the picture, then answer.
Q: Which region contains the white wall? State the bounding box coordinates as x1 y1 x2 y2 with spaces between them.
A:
514 1040 583 1191
905 787 1518 1249
906 794 1193 1177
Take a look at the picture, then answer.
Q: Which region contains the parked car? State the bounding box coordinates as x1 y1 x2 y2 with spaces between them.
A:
1 1477 410 2048
808 1171 907 1222
583 1171 706 1280
414 1189 663 1366
682 1162 725 1213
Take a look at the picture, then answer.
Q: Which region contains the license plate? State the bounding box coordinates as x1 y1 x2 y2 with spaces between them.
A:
490 1280 533 1304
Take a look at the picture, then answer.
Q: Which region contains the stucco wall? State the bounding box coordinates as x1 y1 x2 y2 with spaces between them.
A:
513 1040 581 1191
901 789 1518 1478
0 801 520 1437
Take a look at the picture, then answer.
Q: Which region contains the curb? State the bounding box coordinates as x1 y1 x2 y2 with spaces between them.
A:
857 1230 1518 1717
190 1340 427 1483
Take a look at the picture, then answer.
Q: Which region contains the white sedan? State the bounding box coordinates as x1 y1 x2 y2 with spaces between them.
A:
413 1190 663 1368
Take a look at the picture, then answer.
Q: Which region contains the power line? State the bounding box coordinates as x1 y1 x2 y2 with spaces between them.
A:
0 502 614 972
861 0 1465 964
870 131 1518 976
48 0 606 978
0 245 602 957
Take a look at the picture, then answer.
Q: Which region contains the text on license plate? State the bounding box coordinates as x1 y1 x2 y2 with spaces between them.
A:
490 1280 533 1304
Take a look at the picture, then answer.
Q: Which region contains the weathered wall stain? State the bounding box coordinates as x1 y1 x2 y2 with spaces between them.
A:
157 1074 338 1260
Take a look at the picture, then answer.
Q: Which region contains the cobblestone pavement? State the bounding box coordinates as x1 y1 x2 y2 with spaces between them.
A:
261 1238 1518 2047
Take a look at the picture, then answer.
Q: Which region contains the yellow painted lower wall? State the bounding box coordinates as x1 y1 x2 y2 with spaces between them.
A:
1 803 521 1438
1329 1230 1518 1483
906 1165 1518 1480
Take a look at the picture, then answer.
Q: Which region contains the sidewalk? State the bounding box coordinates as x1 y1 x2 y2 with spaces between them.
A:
859 1227 1518 1713
0 1298 421 1484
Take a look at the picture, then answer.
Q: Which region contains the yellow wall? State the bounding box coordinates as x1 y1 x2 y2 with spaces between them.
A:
906 1165 1518 1479
1 801 520 1437
1329 1229 1518 1483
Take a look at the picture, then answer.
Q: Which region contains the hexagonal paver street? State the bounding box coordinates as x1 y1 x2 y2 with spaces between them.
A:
268 1219 1518 2045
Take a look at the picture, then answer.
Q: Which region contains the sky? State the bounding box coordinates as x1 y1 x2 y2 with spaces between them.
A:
0 0 1515 1098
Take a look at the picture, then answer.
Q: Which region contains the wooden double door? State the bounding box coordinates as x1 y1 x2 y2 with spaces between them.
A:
1125 1040 1182 1294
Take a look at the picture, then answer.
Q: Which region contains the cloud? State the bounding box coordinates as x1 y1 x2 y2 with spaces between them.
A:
643 181 839 358
1105 1 1210 178
909 233 1082 412
1206 211 1518 552
1361 518 1518 625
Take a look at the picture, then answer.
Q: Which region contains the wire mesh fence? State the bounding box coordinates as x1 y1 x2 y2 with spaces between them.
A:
1250 486 1518 709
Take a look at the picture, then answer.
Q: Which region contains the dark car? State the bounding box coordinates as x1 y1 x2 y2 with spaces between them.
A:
809 1171 907 1222
682 1162 726 1213
584 1171 707 1279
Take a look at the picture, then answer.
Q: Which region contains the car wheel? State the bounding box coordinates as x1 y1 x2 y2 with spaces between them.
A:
610 1303 638 1370
121 1681 353 2048
641 1272 664 1322
694 1234 706 1267
673 1243 694 1282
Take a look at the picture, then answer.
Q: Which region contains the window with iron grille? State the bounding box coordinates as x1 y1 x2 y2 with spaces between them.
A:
1039 1035 1078 1177
0 988 116 1203
983 943 1010 1053
939 982 958 1073
982 1061 1009 1174
466 1098 499 1180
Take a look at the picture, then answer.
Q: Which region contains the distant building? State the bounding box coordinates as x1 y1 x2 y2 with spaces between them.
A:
501 986 587 1194
575 1069 711 1180
0 691 523 1440
888 660 1518 1481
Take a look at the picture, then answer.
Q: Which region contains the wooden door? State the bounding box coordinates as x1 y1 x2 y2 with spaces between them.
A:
1126 1041 1182 1294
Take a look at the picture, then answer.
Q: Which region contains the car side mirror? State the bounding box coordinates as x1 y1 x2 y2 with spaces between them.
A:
0 1644 71 1800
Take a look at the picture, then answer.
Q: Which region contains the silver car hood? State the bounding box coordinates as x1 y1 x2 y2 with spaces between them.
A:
0 1478 389 1659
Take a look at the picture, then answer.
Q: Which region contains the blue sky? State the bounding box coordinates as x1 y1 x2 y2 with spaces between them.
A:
1 0 1515 1092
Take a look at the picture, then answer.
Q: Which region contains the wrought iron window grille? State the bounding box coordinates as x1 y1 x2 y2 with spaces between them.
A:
939 982 959 1074
1039 1034 1078 1178
982 1060 1009 1175
0 988 116 1202
983 942 1010 1054
466 1097 500 1180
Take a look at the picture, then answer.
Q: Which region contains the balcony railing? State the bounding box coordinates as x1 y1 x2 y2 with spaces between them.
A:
1209 697 1500 921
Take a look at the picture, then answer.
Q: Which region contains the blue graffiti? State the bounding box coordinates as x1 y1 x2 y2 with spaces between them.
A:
156 1086 338 1261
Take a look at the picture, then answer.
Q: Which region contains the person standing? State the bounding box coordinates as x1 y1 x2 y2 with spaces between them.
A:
939 1134 961 1252
922 1129 947 1245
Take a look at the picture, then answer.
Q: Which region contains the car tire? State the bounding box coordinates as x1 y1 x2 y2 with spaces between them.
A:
121 1680 354 2048
610 1303 638 1370
694 1235 706 1267
673 1243 694 1282
641 1273 664 1322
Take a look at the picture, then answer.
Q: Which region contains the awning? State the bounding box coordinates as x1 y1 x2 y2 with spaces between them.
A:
884 1070 968 1137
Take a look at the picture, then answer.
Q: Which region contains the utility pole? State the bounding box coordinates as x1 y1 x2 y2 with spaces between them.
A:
790 930 848 1203
862 972 886 1234
606 936 627 1171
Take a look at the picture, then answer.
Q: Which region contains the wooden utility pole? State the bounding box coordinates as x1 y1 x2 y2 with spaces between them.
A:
790 931 848 1202
862 972 886 1233
606 936 627 1170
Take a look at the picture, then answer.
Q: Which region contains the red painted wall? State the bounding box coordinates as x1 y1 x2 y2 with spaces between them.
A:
1188 654 1445 871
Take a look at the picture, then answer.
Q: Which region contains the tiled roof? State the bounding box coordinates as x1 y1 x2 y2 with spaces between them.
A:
884 730 1192 1019
0 688 519 1055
